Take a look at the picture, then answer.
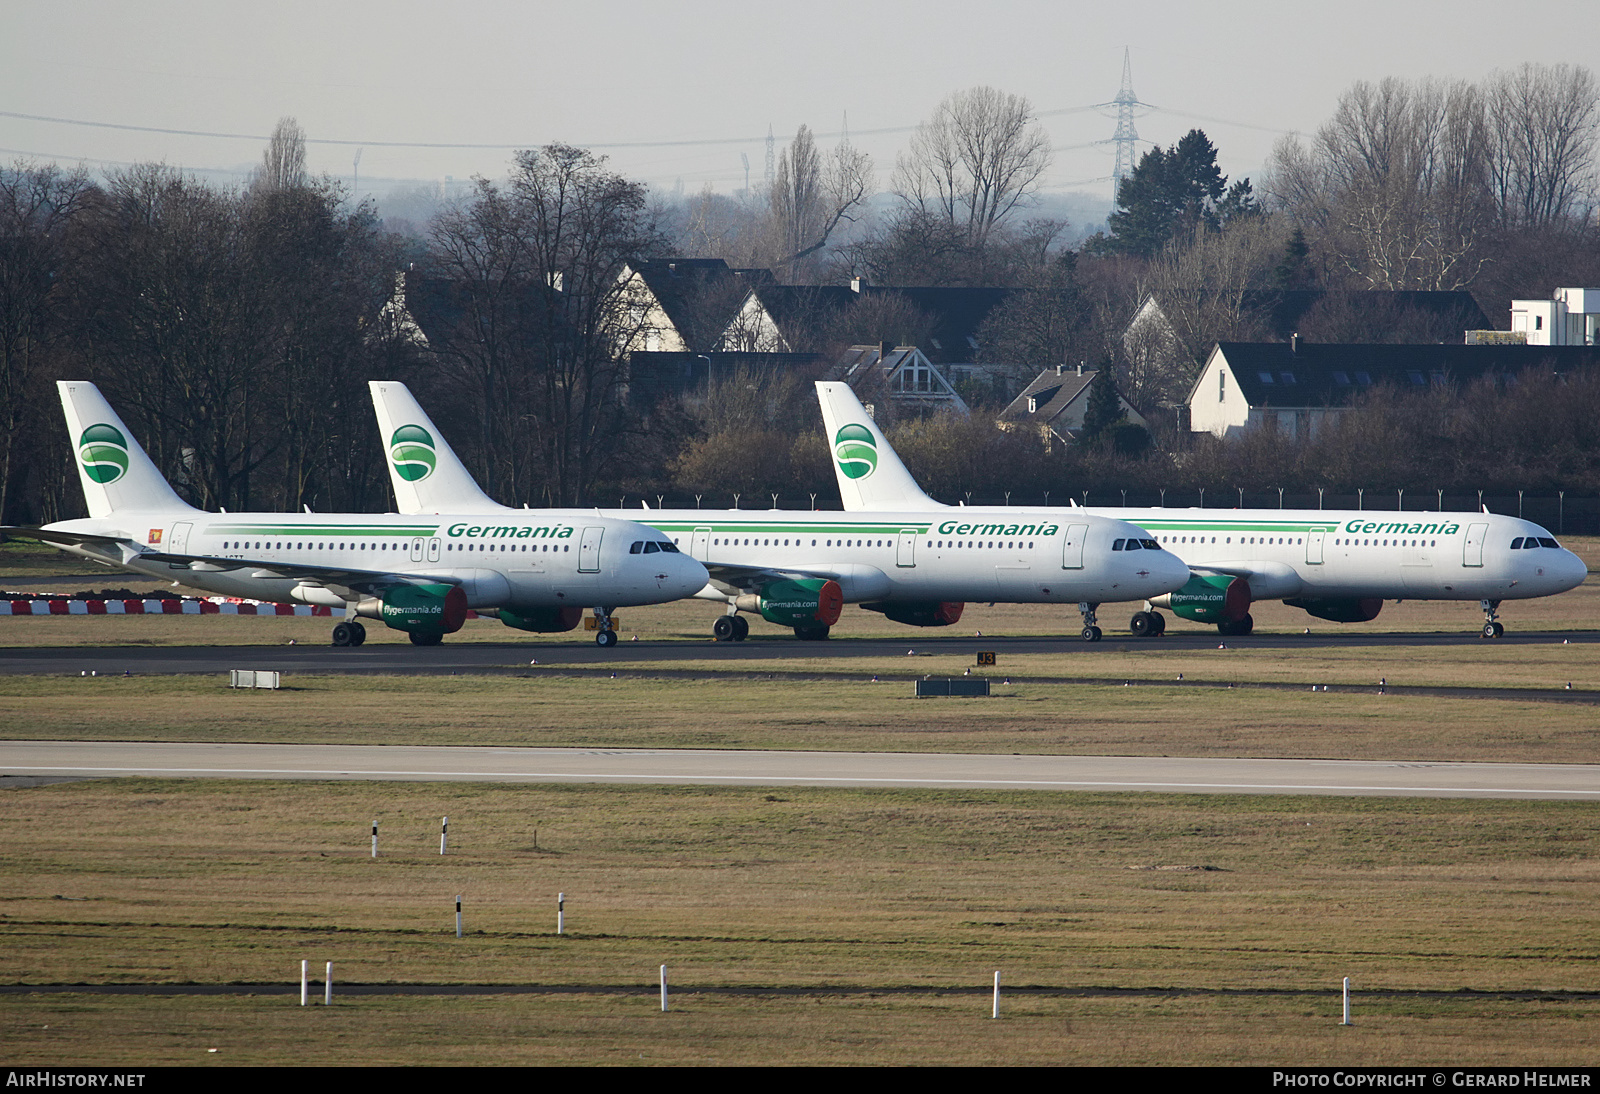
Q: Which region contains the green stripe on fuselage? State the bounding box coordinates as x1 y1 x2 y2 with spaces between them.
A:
206 524 440 536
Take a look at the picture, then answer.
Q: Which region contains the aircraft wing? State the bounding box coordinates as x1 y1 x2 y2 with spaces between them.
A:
1186 559 1304 599
4 526 456 597
701 560 845 594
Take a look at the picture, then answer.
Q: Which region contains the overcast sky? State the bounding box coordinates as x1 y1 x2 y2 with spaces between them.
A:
5 0 1597 210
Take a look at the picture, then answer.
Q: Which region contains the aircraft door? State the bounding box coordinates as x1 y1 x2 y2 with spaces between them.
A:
1463 523 1488 567
897 528 917 568
168 522 193 569
428 538 441 563
1306 530 1325 565
410 537 424 562
1061 524 1088 569
579 527 604 572
691 527 711 561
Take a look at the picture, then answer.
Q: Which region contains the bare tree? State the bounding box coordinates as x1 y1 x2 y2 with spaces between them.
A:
428 144 666 505
0 162 89 523
893 87 1050 248
1487 63 1600 229
255 117 308 193
1268 78 1494 290
769 125 873 277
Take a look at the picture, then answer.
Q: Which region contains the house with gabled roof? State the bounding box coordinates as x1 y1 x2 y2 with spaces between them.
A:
998 364 1147 448
1191 341 1600 440
830 344 969 417
614 258 774 354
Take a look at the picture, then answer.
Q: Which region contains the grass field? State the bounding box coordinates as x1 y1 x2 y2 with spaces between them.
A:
4 670 1600 763
2 538 1597 1065
2 779 1597 1065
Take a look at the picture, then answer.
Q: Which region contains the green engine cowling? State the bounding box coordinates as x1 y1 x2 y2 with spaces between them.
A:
1284 596 1383 623
738 578 844 627
859 600 965 627
357 582 468 636
497 605 584 633
1151 574 1251 623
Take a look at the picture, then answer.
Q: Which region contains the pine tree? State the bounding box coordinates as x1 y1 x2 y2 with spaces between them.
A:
1078 360 1126 443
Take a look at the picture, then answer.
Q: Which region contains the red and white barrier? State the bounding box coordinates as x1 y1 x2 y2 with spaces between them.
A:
0 597 493 619
0 598 333 616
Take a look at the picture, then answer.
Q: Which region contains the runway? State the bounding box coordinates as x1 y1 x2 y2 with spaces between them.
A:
5 740 1597 799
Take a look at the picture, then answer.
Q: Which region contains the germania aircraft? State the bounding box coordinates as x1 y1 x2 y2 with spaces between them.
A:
5 382 710 648
815 381 1588 639
371 381 1190 641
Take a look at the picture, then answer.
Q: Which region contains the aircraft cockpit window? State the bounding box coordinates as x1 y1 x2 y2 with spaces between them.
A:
1140 539 1160 550
1511 537 1524 549
629 541 644 554
1112 539 1125 551
1539 537 1559 548
643 542 660 553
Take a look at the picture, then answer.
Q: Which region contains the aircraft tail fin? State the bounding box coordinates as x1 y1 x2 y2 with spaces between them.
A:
57 381 197 519
815 381 942 512
369 381 507 514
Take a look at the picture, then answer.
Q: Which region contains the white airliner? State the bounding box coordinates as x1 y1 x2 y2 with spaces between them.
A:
371 382 1190 641
5 382 710 648
816 381 1588 639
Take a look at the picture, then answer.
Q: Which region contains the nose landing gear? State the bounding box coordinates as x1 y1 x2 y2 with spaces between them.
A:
1078 602 1102 642
1480 599 1504 639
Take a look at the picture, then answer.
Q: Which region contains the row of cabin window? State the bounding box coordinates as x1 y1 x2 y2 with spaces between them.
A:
220 540 568 553
699 536 1044 551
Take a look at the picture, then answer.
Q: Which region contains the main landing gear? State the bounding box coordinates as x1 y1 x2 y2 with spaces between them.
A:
1480 599 1504 639
794 623 830 641
1078 602 1102 642
1129 608 1167 638
712 613 750 642
331 621 367 647
1217 615 1254 637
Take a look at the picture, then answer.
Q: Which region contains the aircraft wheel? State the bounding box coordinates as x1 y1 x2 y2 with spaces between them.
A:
1130 612 1152 638
409 631 442 646
1151 612 1167 636
1082 625 1102 642
596 628 618 648
713 616 737 642
350 622 367 646
332 622 358 647
794 624 830 641
1482 621 1504 639
731 615 749 641
1240 613 1254 636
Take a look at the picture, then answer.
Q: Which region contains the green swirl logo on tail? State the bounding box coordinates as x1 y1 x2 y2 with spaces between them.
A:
390 425 437 482
833 424 878 480
79 424 129 484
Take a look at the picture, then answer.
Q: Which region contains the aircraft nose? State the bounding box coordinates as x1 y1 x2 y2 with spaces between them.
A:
1554 549 1590 592
670 555 711 596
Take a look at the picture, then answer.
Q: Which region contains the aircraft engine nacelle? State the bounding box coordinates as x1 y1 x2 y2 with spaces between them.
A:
1151 574 1251 624
1284 596 1383 623
497 605 583 633
734 578 844 628
356 582 468 636
858 600 965 628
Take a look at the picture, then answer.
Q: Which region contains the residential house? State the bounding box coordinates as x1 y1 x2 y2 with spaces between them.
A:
998 365 1148 450
1190 340 1600 440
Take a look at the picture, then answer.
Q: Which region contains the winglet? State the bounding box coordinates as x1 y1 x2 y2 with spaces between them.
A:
814 381 941 512
57 382 197 519
369 382 507 514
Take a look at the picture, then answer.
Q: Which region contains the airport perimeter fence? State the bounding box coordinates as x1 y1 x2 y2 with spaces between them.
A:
619 492 1599 536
